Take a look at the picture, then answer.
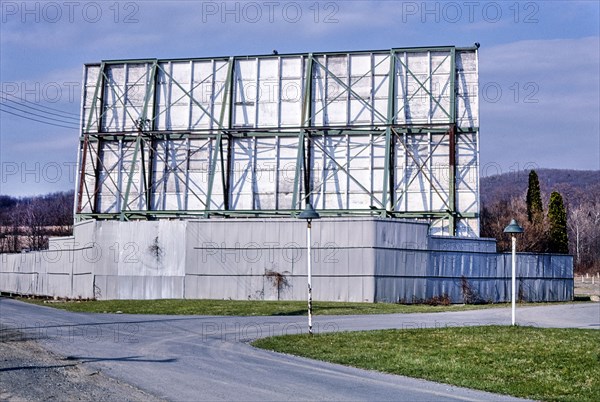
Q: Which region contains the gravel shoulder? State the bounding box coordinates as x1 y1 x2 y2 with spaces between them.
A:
0 329 163 402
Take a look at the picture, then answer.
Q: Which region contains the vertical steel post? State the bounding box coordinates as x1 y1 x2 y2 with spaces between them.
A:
292 54 313 210
206 57 234 215
145 138 155 211
86 63 107 215
449 47 457 235
120 133 141 221
449 123 457 234
307 220 313 335
92 137 102 214
511 235 517 326
224 58 236 211
76 135 89 213
121 61 157 220
206 136 222 214
303 135 312 206
382 51 396 214
223 137 232 210
292 132 306 210
144 61 159 212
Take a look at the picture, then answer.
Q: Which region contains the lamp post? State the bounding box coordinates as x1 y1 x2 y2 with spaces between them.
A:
298 203 320 335
504 219 524 326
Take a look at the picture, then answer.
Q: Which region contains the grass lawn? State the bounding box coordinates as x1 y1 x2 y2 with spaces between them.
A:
253 326 600 402
17 298 516 316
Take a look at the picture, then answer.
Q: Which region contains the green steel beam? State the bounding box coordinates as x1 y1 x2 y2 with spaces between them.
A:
140 61 158 127
381 50 396 215
85 67 109 215
449 47 457 235
79 125 479 141
145 133 157 210
91 137 103 213
75 135 89 213
78 210 477 221
120 135 141 221
292 54 313 211
102 59 158 64
143 61 159 211
223 58 236 211
94 46 462 66
205 57 234 216
449 48 457 122
77 130 379 141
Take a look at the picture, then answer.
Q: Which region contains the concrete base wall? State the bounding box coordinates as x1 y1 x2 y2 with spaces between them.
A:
0 219 573 303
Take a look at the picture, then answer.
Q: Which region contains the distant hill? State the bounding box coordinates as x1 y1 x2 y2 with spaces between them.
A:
480 169 600 208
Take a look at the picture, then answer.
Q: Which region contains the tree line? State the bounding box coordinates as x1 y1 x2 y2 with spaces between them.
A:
481 170 599 274
0 191 74 252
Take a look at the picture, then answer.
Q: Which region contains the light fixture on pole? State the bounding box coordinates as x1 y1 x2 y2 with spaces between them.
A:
298 202 320 335
504 218 524 326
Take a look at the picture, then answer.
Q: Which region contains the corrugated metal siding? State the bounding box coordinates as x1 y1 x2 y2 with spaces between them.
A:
373 250 573 303
0 219 572 303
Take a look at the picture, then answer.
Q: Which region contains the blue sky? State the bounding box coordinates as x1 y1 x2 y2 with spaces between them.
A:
1 0 599 196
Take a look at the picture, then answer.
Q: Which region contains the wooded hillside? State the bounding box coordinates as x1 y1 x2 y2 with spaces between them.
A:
481 169 599 273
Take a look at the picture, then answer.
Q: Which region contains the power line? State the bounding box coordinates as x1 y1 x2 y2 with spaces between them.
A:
0 107 79 130
0 90 80 117
1 97 80 121
0 103 80 126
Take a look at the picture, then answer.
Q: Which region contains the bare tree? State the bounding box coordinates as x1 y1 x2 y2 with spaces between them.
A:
481 193 549 253
22 199 50 251
568 201 600 273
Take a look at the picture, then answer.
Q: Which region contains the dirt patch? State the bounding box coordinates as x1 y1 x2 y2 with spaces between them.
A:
0 329 164 402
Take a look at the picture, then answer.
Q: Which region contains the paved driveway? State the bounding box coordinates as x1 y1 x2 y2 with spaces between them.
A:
1 299 598 401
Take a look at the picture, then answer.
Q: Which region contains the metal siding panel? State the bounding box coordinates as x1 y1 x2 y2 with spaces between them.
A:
456 51 478 127
83 65 101 133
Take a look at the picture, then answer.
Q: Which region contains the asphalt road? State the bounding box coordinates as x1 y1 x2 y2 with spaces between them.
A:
1 298 598 401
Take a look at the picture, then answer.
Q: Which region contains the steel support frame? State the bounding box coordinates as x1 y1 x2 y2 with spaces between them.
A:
76 47 474 235
292 54 314 211
448 47 458 235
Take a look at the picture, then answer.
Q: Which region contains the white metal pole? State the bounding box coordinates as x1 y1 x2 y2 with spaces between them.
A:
307 221 313 335
511 235 516 326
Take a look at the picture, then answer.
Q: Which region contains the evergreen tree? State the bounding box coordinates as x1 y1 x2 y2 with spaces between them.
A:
547 191 569 254
526 170 543 222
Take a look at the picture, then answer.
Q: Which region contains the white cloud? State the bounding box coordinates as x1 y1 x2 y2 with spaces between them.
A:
479 37 600 170
482 37 599 76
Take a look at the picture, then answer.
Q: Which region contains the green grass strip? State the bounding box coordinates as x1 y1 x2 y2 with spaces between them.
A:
253 326 600 402
18 298 514 316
